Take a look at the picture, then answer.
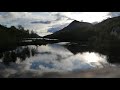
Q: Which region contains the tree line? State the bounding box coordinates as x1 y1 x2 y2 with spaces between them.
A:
0 24 39 51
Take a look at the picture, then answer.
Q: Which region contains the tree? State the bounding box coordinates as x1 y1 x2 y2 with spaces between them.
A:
10 26 17 30
17 25 24 30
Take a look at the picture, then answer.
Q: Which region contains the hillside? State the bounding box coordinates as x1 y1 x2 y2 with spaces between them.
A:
45 16 120 42
0 25 40 51
44 20 95 42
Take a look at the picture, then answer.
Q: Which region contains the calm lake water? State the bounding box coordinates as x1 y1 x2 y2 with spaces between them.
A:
0 42 112 78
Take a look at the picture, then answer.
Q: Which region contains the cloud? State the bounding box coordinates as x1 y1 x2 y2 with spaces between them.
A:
108 12 120 17
53 13 74 21
60 12 111 23
0 12 32 20
0 12 73 36
0 12 34 27
31 21 51 24
48 23 70 33
48 27 63 33
49 12 74 22
53 13 64 21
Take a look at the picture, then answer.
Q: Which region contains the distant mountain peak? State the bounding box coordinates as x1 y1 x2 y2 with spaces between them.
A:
71 20 80 23
66 20 93 30
70 20 92 25
70 20 83 25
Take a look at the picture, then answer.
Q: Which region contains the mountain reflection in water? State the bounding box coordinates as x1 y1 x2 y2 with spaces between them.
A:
0 43 110 78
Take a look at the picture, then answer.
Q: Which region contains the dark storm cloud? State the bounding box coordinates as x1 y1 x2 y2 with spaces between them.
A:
31 21 51 24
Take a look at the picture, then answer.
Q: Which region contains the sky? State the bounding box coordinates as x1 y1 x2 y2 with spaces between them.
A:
0 12 120 36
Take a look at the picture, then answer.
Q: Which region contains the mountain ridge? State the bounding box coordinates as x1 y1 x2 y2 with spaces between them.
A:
44 20 94 41
44 16 120 42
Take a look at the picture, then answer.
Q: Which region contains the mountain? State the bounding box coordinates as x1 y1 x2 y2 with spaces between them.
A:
45 16 120 63
45 16 120 42
48 23 69 33
44 20 95 41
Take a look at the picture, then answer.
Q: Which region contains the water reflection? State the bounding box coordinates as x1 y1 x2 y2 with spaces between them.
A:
0 46 38 65
64 43 91 54
0 43 110 77
64 43 120 64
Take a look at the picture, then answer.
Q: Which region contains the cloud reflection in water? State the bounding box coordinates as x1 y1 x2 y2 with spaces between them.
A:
0 44 108 77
